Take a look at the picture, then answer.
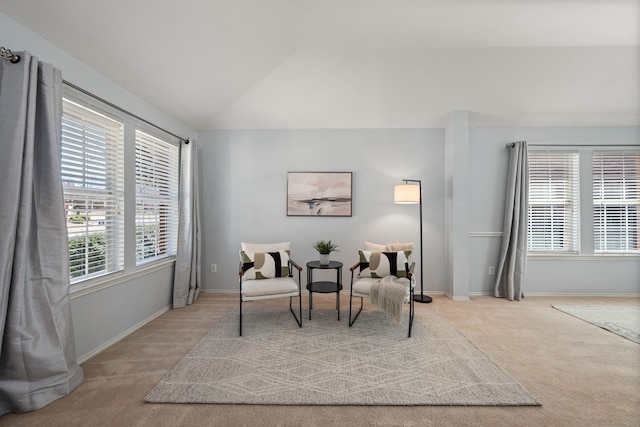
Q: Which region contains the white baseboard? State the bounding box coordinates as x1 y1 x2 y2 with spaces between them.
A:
469 291 640 297
523 292 640 297
76 304 171 364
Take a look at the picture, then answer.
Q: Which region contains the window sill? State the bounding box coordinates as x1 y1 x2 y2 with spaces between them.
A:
70 258 176 299
527 254 639 261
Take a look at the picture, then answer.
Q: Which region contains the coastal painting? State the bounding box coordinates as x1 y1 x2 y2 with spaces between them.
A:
287 172 352 217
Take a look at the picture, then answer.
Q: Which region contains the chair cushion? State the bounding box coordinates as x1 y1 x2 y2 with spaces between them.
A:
241 242 290 252
352 277 379 295
358 250 412 278
242 276 299 298
240 250 290 279
352 277 412 302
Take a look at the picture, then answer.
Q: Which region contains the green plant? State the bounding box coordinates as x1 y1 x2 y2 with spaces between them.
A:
69 210 90 223
311 240 339 255
68 233 106 278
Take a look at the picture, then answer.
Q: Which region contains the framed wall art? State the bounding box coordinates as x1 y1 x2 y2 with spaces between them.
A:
287 172 352 217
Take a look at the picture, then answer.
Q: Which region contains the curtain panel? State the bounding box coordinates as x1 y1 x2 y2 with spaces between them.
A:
0 52 83 414
494 141 529 301
173 140 201 308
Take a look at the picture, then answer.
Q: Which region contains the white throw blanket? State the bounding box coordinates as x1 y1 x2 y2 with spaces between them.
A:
370 275 409 323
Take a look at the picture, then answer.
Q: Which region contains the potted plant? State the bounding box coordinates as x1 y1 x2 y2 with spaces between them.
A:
312 240 339 265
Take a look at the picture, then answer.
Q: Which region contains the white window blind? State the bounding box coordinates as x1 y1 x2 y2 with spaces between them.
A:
528 152 580 253
61 98 125 281
135 130 179 264
593 151 640 253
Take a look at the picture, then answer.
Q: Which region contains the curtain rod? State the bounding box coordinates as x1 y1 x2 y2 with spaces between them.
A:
2 45 188 143
64 80 188 144
506 143 638 148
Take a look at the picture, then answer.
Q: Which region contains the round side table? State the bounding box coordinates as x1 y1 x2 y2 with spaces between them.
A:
306 260 343 320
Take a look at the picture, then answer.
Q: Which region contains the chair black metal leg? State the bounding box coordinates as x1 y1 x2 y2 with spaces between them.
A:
239 298 243 337
349 294 363 327
408 286 414 338
289 296 302 327
299 292 303 326
239 272 243 337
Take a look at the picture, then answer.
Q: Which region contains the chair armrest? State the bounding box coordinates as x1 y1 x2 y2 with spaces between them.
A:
407 261 416 280
290 259 303 272
350 262 360 272
238 262 243 277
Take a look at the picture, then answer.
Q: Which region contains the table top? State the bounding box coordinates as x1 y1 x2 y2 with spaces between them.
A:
306 260 343 269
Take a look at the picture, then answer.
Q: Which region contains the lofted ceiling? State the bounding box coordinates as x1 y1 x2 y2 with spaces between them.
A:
1 0 638 130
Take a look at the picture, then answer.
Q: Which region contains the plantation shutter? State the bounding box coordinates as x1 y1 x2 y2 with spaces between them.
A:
61 98 125 281
593 151 640 253
527 152 580 253
135 130 179 264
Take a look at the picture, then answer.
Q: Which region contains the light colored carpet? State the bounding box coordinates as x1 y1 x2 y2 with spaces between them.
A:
552 305 640 344
145 306 540 406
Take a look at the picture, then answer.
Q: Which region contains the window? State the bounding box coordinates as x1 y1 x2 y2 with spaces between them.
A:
61 99 124 281
593 151 639 253
135 130 179 264
62 92 181 287
527 152 580 253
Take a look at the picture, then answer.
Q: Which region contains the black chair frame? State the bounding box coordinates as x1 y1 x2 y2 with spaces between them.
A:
348 261 415 337
239 259 303 336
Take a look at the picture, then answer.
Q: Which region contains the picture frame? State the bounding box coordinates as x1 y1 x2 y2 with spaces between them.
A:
287 172 352 217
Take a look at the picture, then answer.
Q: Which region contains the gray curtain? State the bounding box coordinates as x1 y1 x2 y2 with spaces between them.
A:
494 141 529 301
173 140 201 308
0 52 83 414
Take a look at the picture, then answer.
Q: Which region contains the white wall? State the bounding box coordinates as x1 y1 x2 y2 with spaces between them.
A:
444 111 471 300
1 12 197 361
71 265 174 360
199 129 446 294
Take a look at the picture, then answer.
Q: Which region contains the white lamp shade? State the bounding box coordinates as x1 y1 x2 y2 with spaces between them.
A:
394 184 420 204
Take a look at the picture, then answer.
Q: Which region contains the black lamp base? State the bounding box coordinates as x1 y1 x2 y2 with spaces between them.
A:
413 294 432 303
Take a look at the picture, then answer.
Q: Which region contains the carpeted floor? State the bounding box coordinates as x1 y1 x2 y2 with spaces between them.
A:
552 305 640 344
145 307 539 406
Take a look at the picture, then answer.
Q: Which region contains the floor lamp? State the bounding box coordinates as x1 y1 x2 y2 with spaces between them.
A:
394 179 432 303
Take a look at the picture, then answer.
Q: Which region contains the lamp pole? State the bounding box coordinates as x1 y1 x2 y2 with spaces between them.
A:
401 179 432 304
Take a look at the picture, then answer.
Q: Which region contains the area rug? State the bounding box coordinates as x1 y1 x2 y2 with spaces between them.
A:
145 307 540 406
553 305 640 344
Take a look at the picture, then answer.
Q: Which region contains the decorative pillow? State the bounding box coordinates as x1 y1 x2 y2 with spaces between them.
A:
241 242 290 252
386 242 414 251
358 250 412 278
240 250 290 280
364 241 387 251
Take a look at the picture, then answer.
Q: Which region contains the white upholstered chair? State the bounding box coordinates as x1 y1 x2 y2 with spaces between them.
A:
348 247 415 337
238 242 302 336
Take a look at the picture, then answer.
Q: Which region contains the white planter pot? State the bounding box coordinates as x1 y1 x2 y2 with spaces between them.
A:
319 254 330 265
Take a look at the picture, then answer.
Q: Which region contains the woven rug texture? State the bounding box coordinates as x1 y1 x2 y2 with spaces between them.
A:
553 305 640 344
145 306 540 406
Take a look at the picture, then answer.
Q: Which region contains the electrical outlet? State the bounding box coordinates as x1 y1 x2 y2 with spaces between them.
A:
210 264 217 273
488 266 495 275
